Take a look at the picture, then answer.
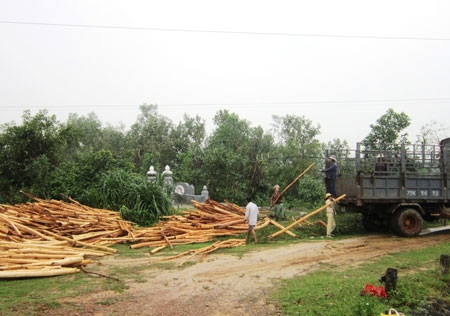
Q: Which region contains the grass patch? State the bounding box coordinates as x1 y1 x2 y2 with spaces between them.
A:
271 240 450 315
0 272 113 315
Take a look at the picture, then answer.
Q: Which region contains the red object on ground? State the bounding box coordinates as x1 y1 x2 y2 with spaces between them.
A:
363 284 387 299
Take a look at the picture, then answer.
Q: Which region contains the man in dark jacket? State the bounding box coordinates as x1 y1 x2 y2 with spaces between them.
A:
321 155 338 197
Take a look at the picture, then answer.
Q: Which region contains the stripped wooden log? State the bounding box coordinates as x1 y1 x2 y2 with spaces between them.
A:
0 267 79 278
268 194 346 239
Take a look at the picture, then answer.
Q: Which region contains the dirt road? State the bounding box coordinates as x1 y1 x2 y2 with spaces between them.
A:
57 232 450 316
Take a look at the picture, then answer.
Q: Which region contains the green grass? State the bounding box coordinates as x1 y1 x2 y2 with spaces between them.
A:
0 273 107 315
271 240 450 316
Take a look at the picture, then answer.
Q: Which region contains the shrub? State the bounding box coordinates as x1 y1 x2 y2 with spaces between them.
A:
99 169 172 226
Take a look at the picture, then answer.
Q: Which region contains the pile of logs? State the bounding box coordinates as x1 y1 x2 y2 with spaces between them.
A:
0 195 269 278
129 199 269 250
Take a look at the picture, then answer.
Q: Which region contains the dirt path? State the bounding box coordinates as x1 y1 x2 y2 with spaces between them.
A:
58 232 450 316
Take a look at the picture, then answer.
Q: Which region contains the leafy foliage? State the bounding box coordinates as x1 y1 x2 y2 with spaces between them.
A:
363 108 411 150
204 110 260 202
99 169 172 226
270 114 322 201
0 105 442 213
297 174 325 209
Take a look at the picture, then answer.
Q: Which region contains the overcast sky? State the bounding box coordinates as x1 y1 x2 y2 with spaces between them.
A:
1 0 449 146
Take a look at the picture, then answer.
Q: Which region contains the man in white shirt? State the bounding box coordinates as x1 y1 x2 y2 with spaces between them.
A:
245 196 259 243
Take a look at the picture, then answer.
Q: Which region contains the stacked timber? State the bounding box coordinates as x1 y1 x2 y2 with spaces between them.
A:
129 200 269 250
0 196 268 278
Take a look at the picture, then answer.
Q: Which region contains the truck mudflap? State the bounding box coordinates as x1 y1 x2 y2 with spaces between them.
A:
438 206 450 219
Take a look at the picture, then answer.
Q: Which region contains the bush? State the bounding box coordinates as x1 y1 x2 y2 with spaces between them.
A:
99 169 172 226
297 175 326 209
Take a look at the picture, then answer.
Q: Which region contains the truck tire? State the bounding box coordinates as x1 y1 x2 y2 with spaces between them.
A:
391 208 423 237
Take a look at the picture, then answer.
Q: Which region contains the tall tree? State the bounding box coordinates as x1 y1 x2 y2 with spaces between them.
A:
127 104 175 173
0 110 62 201
363 108 411 150
170 114 207 191
416 121 449 146
204 110 260 202
270 114 322 197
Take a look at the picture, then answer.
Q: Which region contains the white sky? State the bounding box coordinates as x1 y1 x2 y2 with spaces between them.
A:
1 0 450 146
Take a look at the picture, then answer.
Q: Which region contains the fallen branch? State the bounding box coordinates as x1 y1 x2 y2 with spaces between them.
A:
80 266 120 281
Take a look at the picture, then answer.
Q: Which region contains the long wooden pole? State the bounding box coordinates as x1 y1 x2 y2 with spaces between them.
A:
271 162 316 207
269 219 296 237
268 194 346 239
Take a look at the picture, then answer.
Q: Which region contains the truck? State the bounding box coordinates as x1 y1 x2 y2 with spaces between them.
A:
329 137 450 237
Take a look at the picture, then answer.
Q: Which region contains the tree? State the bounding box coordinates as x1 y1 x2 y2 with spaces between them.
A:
127 104 175 173
170 114 207 192
0 110 62 202
270 114 322 202
246 126 274 201
416 121 449 146
204 110 266 202
363 108 411 150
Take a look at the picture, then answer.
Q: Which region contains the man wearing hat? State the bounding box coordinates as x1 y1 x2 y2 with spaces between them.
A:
324 193 337 237
321 155 338 197
270 184 285 221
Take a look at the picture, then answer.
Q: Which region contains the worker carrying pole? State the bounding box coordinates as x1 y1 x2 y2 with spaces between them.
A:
270 162 315 220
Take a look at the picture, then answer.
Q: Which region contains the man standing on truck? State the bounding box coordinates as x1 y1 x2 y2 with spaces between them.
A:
374 156 387 176
322 155 338 197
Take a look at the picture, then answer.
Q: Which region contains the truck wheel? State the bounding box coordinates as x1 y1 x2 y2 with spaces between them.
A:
391 208 423 237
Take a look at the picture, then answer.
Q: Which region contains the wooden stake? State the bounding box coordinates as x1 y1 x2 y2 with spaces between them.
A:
440 254 450 275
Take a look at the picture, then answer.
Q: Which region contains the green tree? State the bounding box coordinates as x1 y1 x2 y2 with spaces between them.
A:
61 112 131 163
246 126 274 202
127 104 175 173
204 110 267 202
0 110 62 202
363 108 411 150
270 114 322 203
49 113 132 204
170 114 207 192
49 149 125 205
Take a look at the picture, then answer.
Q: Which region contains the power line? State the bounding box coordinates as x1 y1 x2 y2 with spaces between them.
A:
1 20 450 41
2 97 450 110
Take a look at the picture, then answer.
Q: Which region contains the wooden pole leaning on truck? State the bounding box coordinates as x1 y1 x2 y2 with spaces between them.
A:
270 162 316 209
268 194 346 239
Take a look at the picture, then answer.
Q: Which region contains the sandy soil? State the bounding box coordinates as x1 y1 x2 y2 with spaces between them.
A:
52 232 450 316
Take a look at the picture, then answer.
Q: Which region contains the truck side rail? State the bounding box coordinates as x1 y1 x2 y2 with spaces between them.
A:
332 140 450 201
